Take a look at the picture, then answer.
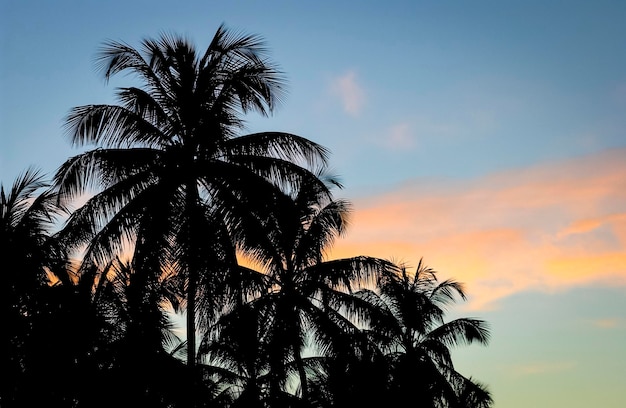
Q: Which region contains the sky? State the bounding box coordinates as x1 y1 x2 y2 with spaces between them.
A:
2 1 625 406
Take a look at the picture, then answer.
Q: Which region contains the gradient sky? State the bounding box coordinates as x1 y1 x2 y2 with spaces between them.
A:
2 1 625 406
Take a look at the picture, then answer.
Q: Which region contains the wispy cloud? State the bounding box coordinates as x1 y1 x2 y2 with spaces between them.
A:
590 318 623 329
330 70 365 116
329 147 626 310
511 361 577 376
382 122 415 150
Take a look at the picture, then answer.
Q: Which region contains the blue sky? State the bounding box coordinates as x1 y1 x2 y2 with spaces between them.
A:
2 1 625 406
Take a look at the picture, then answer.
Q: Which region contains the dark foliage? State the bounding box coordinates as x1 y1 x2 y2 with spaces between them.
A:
2 25 492 408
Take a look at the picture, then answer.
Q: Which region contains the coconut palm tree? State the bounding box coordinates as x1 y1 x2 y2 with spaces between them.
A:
355 258 493 408
207 172 395 406
53 23 332 370
0 168 72 406
75 256 228 408
1 168 172 407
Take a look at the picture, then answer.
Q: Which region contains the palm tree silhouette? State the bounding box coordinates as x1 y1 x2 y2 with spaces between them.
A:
356 258 493 407
4 24 495 407
0 169 115 406
0 169 70 405
53 23 332 370
201 172 395 406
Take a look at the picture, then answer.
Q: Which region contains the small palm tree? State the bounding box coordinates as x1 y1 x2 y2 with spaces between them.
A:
53 24 332 369
0 168 70 405
0 169 119 407
356 258 493 408
1 170 175 407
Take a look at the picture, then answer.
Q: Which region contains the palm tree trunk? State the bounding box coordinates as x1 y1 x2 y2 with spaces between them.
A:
290 307 309 401
187 268 197 367
295 351 309 402
185 183 200 368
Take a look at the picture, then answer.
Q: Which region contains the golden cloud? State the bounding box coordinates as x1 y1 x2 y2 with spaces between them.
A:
329 147 626 311
590 318 622 329
511 361 577 376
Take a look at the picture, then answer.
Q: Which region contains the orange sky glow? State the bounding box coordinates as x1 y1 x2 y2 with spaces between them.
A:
329 147 626 311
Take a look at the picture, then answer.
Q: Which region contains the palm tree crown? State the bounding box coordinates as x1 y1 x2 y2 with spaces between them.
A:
53 23 333 368
357 259 493 407
198 173 396 405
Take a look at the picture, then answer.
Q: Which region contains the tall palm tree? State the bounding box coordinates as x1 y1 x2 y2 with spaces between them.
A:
356 258 493 408
53 23 332 369
209 173 395 406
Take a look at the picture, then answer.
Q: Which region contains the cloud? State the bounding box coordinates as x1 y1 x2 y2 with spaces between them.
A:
329 147 626 311
510 361 577 376
382 122 415 150
404 108 499 145
590 318 623 329
330 70 365 116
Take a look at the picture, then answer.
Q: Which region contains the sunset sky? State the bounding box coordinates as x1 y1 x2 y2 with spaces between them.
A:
1 1 625 406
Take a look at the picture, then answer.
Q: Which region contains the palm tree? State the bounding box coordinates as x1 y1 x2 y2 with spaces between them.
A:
356 258 493 408
76 256 227 408
0 168 71 406
206 173 395 406
1 169 178 407
53 23 332 370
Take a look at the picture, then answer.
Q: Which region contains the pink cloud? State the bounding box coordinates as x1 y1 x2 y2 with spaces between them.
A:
330 70 365 116
329 147 626 310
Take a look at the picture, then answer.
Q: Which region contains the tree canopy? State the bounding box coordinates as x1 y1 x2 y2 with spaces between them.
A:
1 24 493 408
